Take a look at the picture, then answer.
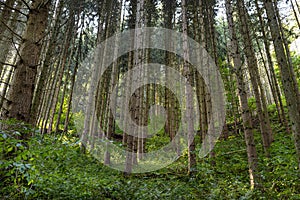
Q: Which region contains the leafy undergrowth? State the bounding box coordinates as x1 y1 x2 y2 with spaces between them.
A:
1 124 299 199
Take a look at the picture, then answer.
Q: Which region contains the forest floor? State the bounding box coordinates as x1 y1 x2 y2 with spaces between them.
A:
1 115 300 199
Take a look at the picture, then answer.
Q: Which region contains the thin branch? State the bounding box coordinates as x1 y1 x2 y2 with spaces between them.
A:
38 19 69 44
11 38 22 61
16 19 27 24
0 1 28 17
20 0 31 10
37 0 51 9
57 19 70 30
0 81 11 86
0 21 23 41
0 61 16 68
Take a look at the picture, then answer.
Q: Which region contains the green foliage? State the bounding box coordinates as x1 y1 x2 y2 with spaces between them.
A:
291 51 300 87
146 127 169 152
261 134 300 199
0 120 38 199
247 97 257 112
1 117 299 199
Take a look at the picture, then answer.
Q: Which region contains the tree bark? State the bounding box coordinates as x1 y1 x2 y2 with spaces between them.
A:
30 0 63 125
226 0 259 188
237 0 272 157
254 0 289 133
264 0 300 170
182 0 196 173
3 0 51 124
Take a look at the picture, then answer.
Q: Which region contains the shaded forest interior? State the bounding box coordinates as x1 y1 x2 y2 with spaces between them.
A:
0 0 300 199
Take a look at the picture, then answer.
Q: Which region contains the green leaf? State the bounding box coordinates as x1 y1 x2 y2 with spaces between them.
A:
22 154 27 160
7 146 13 152
28 179 34 185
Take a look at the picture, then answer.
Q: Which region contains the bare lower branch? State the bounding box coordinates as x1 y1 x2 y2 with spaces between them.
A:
0 61 16 68
20 0 31 10
0 1 28 17
0 21 23 40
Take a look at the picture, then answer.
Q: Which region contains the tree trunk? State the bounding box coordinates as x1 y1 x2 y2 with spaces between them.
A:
104 2 122 164
0 1 21 110
237 0 272 157
0 0 17 76
254 0 290 133
291 0 300 30
64 26 82 133
264 0 300 170
225 0 259 188
30 0 63 125
0 0 15 36
182 0 196 173
3 0 51 124
47 16 74 134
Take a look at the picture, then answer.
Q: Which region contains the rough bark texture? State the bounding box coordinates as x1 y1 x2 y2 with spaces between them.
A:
255 0 289 133
0 0 16 76
237 0 272 156
0 1 21 109
3 0 50 124
264 0 300 170
226 0 259 188
182 0 196 173
30 0 63 125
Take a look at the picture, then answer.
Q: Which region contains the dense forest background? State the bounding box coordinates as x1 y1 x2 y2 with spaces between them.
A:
0 0 300 199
